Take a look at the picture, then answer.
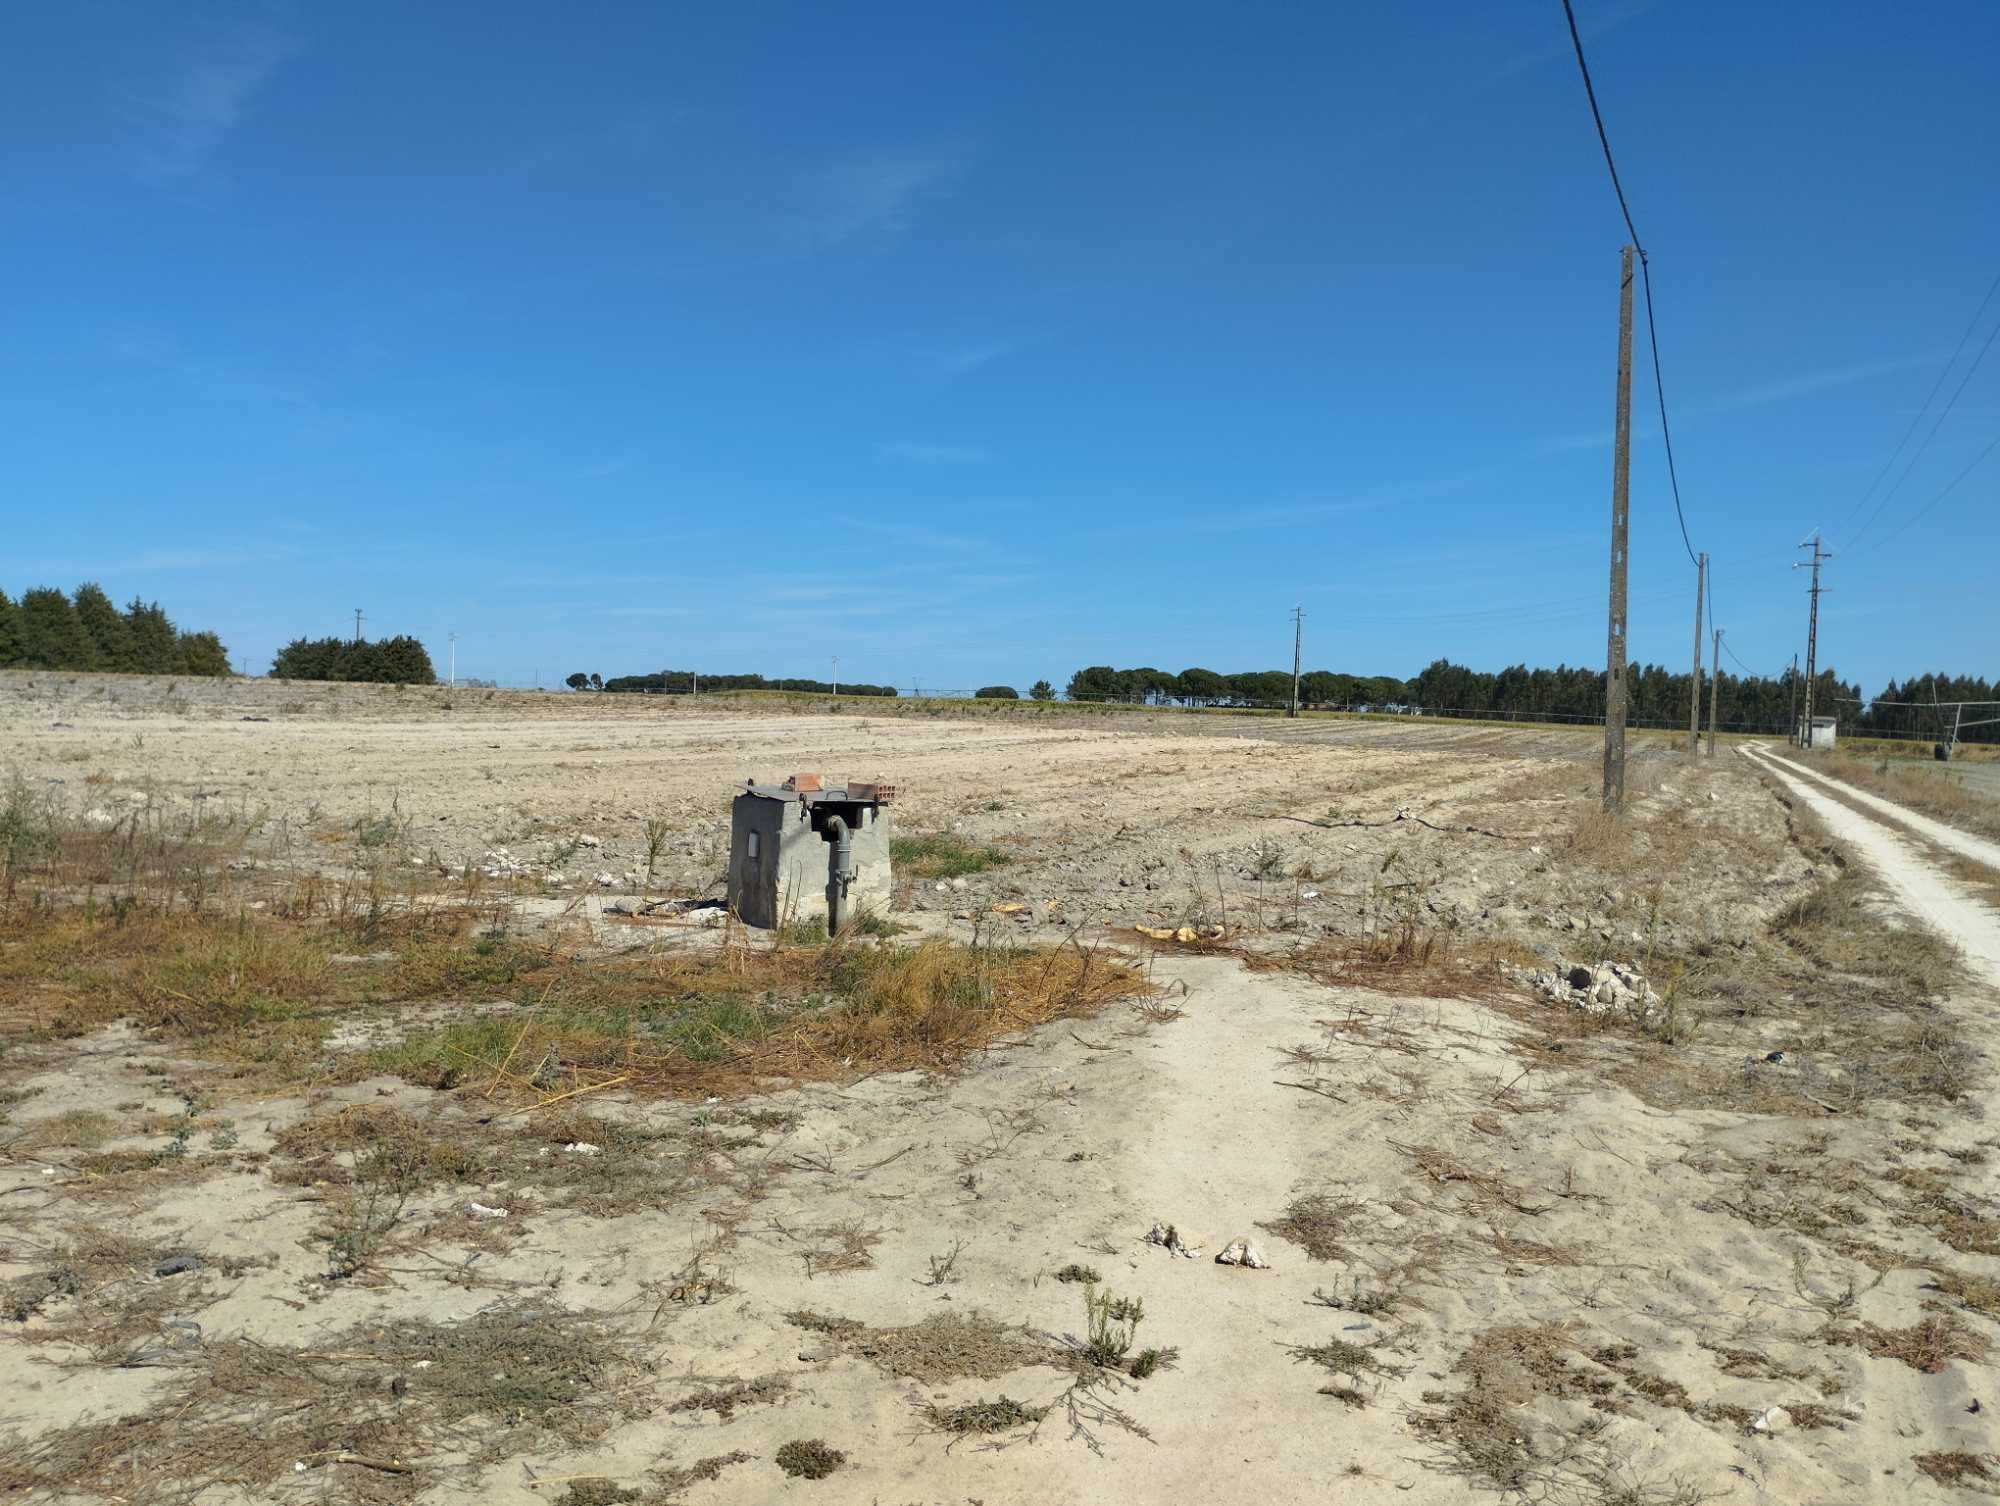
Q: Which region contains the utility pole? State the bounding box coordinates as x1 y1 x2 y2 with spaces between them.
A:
448 632 456 689
1602 245 1635 811
1788 654 1799 743
1289 606 1304 718
1687 552 1705 756
1793 535 1831 743
353 608 364 644
1707 628 1722 757
831 656 839 697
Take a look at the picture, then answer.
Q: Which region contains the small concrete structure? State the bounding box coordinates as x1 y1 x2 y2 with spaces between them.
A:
726 774 895 931
1798 716 1838 750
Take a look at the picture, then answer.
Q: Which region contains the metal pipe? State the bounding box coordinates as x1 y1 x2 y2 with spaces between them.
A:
824 813 854 936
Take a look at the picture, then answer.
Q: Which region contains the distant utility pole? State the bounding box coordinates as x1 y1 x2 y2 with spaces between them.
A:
1687 552 1705 756
1289 606 1305 718
353 608 365 644
1602 245 1635 812
1707 628 1722 757
831 656 839 697
1794 535 1832 739
1788 653 1800 744
448 632 457 689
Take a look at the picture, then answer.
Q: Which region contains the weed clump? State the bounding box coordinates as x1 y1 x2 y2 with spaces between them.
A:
890 833 1010 880
556 1482 638 1506
1081 1284 1145 1368
1053 1263 1101 1284
924 1395 1047 1437
1259 1193 1362 1262
775 1439 846 1479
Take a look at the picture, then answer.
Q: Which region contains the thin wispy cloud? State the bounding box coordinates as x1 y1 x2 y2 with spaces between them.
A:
798 141 972 246
875 440 989 465
129 24 301 182
935 338 1024 378
1687 352 1937 419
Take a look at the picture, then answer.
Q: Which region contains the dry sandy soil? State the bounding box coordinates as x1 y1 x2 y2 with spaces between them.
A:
3 675 1998 1505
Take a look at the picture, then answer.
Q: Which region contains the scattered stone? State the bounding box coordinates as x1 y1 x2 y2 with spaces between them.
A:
154 1254 202 1278
466 1201 509 1219
563 1142 601 1156
1751 1405 1793 1434
594 871 615 887
578 834 602 848
1144 1222 1202 1259
1216 1239 1271 1270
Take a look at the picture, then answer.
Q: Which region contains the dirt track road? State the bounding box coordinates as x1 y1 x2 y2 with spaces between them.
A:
1741 743 2000 977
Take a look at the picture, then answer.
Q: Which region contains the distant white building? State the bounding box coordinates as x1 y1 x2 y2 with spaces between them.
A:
1798 716 1838 750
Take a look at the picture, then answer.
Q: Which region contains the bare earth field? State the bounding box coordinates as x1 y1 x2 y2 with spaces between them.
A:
3 673 1998 1505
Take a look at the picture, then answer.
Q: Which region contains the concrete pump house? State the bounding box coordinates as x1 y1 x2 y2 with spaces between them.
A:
726 774 894 931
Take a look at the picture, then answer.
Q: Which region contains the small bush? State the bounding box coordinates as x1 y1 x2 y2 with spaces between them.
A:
775 1439 845 1479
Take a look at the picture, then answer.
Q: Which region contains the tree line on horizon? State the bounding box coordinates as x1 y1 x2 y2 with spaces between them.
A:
270 636 438 685
601 670 897 697
0 584 230 676
1060 658 1994 743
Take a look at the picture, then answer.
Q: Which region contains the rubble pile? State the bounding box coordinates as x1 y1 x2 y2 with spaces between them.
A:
1522 959 1662 1019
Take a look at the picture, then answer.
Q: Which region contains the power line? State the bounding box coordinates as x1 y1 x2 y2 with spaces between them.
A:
1718 636 1769 680
1850 312 2000 548
1877 427 2000 545
1560 0 1699 570
1832 266 2000 544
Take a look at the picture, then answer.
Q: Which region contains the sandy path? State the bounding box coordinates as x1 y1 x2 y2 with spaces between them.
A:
1741 744 2000 977
1760 746 2000 874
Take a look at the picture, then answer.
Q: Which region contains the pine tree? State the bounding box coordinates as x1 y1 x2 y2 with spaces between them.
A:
73 583 136 670
18 587 96 669
0 590 21 666
124 599 179 673
172 631 232 677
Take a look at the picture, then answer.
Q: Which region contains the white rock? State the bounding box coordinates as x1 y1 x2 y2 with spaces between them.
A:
564 1142 601 1156
1300 888 1320 901
1216 1239 1272 1269
1751 1406 1792 1434
578 835 602 848
595 871 615 887
467 1201 509 1219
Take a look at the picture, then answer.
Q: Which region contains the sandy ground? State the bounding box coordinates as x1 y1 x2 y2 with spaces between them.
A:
4 688 1999 1504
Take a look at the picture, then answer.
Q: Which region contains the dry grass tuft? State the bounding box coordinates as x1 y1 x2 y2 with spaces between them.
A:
1258 1192 1365 1263
792 1309 1051 1384
0 1301 634 1503
1913 1451 1999 1490
1824 1313 1989 1374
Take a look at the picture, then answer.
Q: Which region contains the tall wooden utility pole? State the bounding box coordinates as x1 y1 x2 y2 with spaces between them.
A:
353 608 365 644
1289 606 1304 718
1794 536 1831 742
1707 628 1722 757
1788 653 1799 743
1687 551 1705 756
1602 245 1635 811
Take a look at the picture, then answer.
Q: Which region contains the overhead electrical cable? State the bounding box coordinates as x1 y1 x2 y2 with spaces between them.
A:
1560 0 1699 570
1832 266 2000 543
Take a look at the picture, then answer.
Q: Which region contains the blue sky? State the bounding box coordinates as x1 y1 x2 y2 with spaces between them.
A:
5 1 1997 693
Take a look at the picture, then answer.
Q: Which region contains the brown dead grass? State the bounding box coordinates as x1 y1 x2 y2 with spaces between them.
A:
788 1308 1052 1384
1823 1313 1990 1374
1914 1451 2000 1490
0 1302 635 1504
1258 1192 1365 1263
